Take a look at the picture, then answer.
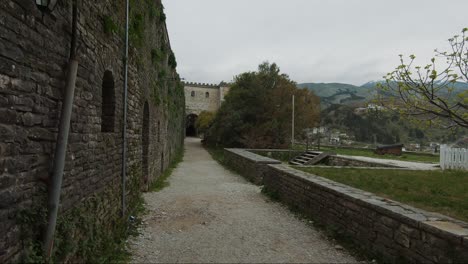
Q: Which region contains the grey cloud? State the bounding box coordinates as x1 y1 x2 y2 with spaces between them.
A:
164 0 468 85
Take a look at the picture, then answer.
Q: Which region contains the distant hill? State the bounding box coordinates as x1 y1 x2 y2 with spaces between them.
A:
449 81 468 92
297 82 374 107
298 81 468 107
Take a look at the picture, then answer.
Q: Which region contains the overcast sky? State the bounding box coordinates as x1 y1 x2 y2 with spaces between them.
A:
164 0 468 86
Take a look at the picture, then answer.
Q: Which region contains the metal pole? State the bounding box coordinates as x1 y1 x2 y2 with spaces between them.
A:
44 0 79 257
122 0 129 217
291 94 295 149
44 59 78 257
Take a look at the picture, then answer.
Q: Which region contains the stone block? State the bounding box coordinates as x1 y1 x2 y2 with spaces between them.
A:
11 78 35 92
0 190 16 209
421 231 451 251
394 231 411 248
31 71 50 84
398 223 421 239
27 127 55 141
0 108 18 124
421 221 468 244
378 215 400 229
374 222 394 239
0 124 15 142
0 40 24 61
0 74 11 90
21 112 42 126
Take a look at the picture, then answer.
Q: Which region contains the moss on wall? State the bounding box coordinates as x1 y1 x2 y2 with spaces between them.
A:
17 177 144 263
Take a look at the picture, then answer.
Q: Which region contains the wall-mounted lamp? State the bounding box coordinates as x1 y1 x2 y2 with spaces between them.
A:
36 0 58 11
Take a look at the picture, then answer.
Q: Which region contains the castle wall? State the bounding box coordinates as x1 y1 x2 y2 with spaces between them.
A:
184 83 231 116
185 85 220 115
0 0 185 262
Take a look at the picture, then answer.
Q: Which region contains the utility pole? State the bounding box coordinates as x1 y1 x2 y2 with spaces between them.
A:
291 94 295 149
122 0 129 218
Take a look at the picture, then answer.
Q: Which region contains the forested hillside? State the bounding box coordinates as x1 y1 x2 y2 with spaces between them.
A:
298 81 468 108
322 104 466 145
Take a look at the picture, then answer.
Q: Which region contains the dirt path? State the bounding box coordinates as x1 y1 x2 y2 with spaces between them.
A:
129 138 359 263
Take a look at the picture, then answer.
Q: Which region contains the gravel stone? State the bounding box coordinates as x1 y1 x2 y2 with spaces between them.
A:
129 138 359 263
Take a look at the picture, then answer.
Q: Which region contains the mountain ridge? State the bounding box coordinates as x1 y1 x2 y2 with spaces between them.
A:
298 81 468 107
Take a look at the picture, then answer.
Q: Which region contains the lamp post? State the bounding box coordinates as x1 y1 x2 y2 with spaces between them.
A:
35 0 58 11
291 94 295 149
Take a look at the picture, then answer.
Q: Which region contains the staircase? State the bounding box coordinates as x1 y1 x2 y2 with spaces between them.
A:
289 151 336 166
289 151 321 165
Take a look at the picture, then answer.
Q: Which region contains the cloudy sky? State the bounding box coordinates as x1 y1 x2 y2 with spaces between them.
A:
164 0 468 86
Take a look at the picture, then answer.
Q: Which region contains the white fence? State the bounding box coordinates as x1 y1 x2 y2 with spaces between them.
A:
440 145 468 170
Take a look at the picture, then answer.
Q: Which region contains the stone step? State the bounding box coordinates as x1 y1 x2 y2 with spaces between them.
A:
289 161 302 165
294 157 311 163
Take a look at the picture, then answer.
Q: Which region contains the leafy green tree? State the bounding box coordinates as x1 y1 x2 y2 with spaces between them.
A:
378 28 468 128
205 62 320 148
195 111 215 135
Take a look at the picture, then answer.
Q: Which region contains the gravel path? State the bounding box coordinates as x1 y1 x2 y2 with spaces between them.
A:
129 138 359 263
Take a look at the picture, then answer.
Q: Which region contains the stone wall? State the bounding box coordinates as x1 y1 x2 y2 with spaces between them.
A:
323 156 398 168
0 0 184 262
376 144 403 156
184 82 230 116
224 149 280 185
224 149 468 263
185 85 220 115
249 149 304 163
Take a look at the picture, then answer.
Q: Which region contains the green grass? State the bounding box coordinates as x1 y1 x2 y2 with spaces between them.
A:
103 15 118 35
305 146 439 163
252 150 296 162
149 148 184 192
295 167 468 222
205 146 226 164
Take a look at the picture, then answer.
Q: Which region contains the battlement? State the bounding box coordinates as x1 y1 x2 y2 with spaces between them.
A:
183 81 219 88
183 81 231 88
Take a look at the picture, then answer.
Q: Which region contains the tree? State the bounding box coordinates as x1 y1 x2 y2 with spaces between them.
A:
195 111 215 135
377 28 468 128
205 62 320 148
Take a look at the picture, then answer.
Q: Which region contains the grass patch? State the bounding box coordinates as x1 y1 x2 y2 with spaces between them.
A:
151 48 165 65
149 148 184 192
295 167 468 222
103 15 118 35
261 186 280 201
205 146 225 165
168 52 177 69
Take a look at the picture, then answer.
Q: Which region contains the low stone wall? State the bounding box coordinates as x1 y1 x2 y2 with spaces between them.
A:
223 148 468 263
324 156 398 168
224 149 280 185
263 164 468 263
249 149 304 162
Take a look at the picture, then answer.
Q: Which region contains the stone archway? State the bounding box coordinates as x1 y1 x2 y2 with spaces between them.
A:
142 102 150 186
186 113 198 137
